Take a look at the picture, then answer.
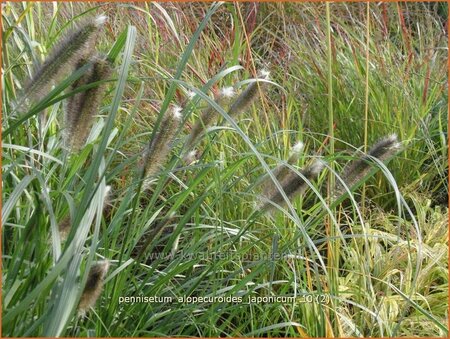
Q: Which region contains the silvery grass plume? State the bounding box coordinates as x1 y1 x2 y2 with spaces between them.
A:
335 134 402 196
185 86 236 150
19 15 107 110
260 141 304 197
142 106 183 187
78 260 109 317
65 55 113 151
261 159 326 212
228 69 270 118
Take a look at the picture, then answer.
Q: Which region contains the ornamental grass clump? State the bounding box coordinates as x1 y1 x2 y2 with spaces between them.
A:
64 55 113 151
142 105 183 186
335 134 402 196
19 15 107 110
78 260 110 317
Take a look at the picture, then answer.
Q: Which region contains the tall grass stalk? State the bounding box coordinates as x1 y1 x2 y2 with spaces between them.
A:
362 1 371 213
325 3 339 330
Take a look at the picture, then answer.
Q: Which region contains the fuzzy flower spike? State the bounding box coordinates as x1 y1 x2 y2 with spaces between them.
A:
261 158 325 212
227 69 270 118
335 134 402 195
142 105 183 187
78 260 109 316
261 141 304 197
65 54 114 151
20 15 107 110
185 86 236 149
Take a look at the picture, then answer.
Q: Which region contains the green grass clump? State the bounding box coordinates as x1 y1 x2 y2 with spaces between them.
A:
2 2 447 337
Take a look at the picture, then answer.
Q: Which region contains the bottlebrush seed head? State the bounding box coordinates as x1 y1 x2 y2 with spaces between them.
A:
261 159 325 212
65 55 114 151
142 105 183 184
78 260 110 316
19 16 106 111
228 69 269 118
260 141 305 197
367 134 402 160
185 88 232 149
336 134 402 195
